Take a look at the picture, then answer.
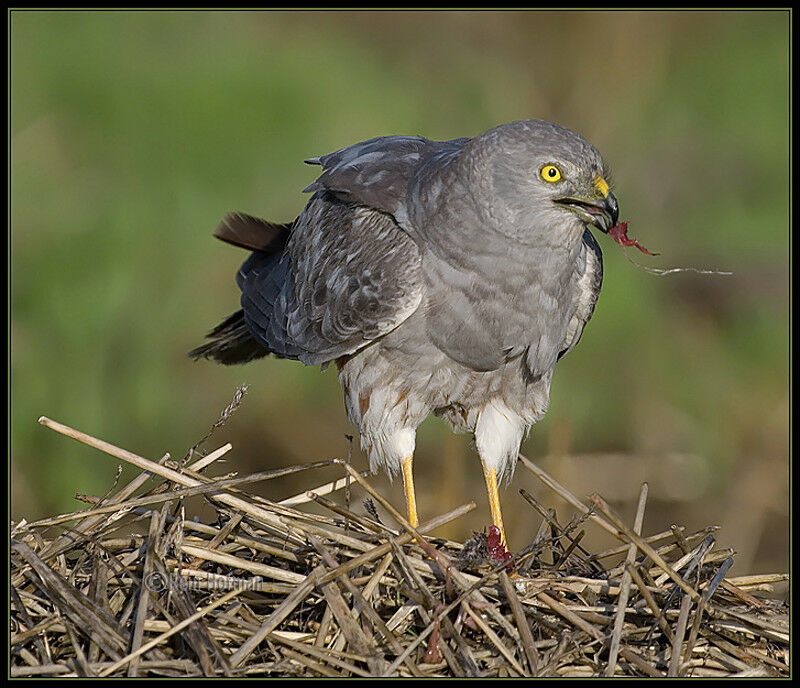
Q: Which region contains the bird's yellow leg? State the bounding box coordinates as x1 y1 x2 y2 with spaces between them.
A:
402 455 419 528
481 462 507 547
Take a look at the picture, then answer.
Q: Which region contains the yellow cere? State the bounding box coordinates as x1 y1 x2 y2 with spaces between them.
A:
593 174 610 198
541 164 562 183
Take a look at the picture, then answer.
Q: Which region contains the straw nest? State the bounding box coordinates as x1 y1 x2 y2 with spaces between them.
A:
11 388 789 677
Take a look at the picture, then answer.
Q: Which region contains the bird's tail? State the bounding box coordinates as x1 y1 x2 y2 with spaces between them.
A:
187 310 268 365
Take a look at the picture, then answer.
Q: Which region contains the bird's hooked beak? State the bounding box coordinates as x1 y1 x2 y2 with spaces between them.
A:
553 174 618 233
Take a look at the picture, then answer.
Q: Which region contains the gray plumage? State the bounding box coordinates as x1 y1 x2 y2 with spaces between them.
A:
190 119 617 484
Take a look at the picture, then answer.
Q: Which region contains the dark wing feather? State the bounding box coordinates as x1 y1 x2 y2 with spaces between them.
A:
557 228 603 362
238 192 423 366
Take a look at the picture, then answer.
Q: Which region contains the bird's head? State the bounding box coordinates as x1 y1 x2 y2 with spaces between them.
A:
548 165 618 235
466 120 619 243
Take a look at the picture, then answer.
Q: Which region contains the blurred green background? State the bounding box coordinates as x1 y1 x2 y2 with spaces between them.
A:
11 11 789 574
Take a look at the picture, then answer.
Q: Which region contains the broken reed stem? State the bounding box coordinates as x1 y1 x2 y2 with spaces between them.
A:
606 481 648 676
668 592 694 677
499 570 539 675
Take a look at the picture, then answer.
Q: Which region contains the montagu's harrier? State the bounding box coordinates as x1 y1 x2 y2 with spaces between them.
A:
190 119 619 545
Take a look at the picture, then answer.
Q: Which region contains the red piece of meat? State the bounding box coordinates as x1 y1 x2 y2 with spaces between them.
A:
608 222 658 256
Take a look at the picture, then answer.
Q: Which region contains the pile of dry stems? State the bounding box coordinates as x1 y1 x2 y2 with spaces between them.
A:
11 392 789 677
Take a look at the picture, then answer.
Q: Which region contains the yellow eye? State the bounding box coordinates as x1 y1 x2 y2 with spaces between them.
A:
540 165 562 183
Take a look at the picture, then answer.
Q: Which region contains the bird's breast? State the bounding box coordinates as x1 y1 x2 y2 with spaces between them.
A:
420 242 582 372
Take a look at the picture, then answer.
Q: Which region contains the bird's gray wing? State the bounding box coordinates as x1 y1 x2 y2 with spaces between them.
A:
238 192 424 366
557 228 603 362
304 135 469 220
238 135 473 365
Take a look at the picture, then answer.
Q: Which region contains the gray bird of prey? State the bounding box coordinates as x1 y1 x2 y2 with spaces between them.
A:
189 119 618 546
